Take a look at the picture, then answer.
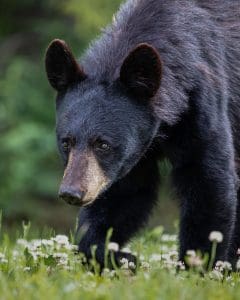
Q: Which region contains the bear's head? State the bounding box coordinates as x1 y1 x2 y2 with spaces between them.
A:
45 39 162 207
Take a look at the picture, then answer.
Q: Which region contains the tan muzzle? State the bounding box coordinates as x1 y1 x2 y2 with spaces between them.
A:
58 149 110 206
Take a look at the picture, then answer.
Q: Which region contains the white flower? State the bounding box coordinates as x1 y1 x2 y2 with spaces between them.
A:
210 270 223 281
108 242 119 252
128 262 136 269
23 267 31 272
176 261 186 270
102 268 117 278
41 239 54 247
27 244 38 252
186 250 196 257
36 251 48 258
58 260 68 267
63 244 75 251
53 252 69 266
161 253 171 261
226 276 233 282
17 239 28 247
186 255 203 267
86 271 94 277
53 252 68 259
120 257 129 269
162 260 176 270
102 268 110 275
31 240 42 248
70 245 78 251
215 260 232 272
141 261 150 270
161 234 177 242
110 270 116 277
0 253 7 264
222 261 232 271
121 247 131 254
209 231 223 243
215 260 224 270
149 254 162 262
12 250 20 260
52 235 70 247
120 257 128 264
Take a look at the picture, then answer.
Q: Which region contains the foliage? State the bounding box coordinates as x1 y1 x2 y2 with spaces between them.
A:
0 225 240 300
63 0 121 45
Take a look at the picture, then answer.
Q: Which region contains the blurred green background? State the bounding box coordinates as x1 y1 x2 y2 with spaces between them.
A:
0 0 178 233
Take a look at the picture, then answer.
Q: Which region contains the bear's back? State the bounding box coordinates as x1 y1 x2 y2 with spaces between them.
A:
81 0 240 129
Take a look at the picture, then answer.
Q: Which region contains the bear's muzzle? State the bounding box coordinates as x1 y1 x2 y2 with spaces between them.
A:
58 149 109 206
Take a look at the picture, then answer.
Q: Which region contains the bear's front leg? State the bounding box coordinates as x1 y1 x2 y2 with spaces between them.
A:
77 154 159 269
77 217 137 270
172 128 237 265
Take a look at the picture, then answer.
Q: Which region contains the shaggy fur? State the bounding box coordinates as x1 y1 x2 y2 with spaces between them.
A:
45 0 240 267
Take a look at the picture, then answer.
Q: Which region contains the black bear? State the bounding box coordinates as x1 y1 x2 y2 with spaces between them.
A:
45 0 240 267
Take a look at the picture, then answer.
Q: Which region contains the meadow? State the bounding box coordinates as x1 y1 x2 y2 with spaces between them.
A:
1 216 240 300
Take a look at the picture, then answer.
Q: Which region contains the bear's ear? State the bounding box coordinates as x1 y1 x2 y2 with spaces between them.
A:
45 39 86 91
120 43 162 99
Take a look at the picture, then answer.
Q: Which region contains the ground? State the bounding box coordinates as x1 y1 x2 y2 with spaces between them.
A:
0 222 240 300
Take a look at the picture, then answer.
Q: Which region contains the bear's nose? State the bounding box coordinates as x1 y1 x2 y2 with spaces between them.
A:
58 187 85 206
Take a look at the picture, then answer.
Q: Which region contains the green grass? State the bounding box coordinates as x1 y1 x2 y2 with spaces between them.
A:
0 223 240 300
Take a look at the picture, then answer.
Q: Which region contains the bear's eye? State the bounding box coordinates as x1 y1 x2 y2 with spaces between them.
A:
61 137 74 153
62 140 70 153
94 139 111 153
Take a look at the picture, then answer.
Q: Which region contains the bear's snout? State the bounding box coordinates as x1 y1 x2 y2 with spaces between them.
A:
58 186 85 206
59 149 110 207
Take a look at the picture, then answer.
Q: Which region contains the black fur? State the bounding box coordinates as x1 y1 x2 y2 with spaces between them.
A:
45 0 240 267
